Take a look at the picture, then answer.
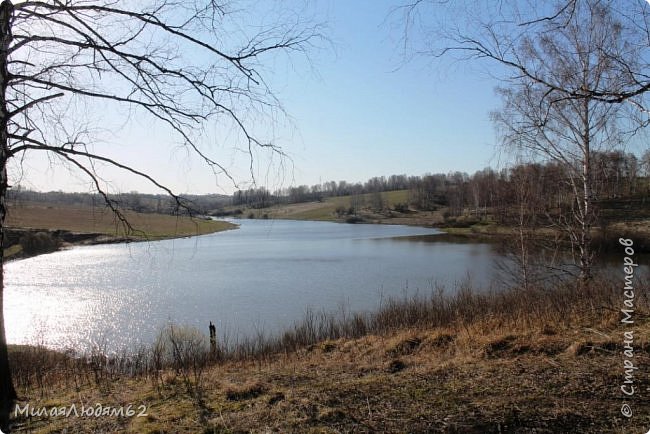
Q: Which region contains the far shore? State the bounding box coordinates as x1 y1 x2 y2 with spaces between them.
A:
6 192 650 261
224 191 650 253
4 202 237 260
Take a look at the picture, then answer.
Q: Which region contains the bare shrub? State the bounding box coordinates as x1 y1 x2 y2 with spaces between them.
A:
9 345 70 397
154 324 210 397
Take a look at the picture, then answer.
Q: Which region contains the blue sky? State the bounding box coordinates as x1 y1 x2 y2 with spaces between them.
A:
276 1 497 186
16 0 502 195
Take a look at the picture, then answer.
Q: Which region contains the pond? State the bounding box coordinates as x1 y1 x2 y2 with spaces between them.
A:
5 218 625 352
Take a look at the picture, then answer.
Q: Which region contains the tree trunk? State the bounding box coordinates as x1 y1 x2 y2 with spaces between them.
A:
580 96 593 283
0 1 16 431
518 210 529 291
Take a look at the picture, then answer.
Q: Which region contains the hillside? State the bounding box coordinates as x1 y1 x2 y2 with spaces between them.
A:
236 190 444 224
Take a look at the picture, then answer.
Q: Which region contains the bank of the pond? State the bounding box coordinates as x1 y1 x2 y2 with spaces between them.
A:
10 277 650 433
4 203 237 260
238 200 650 253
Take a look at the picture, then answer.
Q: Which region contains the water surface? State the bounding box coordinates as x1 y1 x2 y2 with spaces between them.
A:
6 219 509 351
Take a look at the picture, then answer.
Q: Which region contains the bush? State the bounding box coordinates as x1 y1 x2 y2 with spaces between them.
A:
345 216 364 224
19 231 61 255
154 325 209 396
393 202 410 213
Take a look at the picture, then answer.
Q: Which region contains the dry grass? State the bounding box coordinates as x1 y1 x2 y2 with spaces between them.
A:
224 381 267 401
5 202 235 240
10 277 650 433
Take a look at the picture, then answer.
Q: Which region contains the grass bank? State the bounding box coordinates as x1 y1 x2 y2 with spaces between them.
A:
4 202 236 259
10 277 650 433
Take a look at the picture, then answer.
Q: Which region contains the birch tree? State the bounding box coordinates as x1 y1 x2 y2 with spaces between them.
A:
399 0 650 283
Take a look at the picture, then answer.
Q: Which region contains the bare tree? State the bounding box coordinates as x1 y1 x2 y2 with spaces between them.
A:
0 0 319 429
495 163 573 289
398 0 650 283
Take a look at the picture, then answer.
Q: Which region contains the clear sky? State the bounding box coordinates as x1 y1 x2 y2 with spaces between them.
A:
275 0 499 191
15 0 502 195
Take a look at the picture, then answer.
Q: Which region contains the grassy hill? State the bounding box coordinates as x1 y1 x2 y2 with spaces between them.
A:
238 190 443 225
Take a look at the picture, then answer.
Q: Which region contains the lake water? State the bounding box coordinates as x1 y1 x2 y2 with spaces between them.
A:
4 218 629 352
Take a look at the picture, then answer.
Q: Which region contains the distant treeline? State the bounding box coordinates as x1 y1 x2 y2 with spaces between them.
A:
8 150 648 220
233 150 649 221
6 189 231 216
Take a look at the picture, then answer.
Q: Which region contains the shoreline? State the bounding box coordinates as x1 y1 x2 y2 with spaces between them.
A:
4 220 238 261
10 276 650 433
237 211 650 253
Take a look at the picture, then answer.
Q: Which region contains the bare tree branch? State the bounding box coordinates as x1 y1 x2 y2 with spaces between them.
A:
399 0 650 283
0 1 321 425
